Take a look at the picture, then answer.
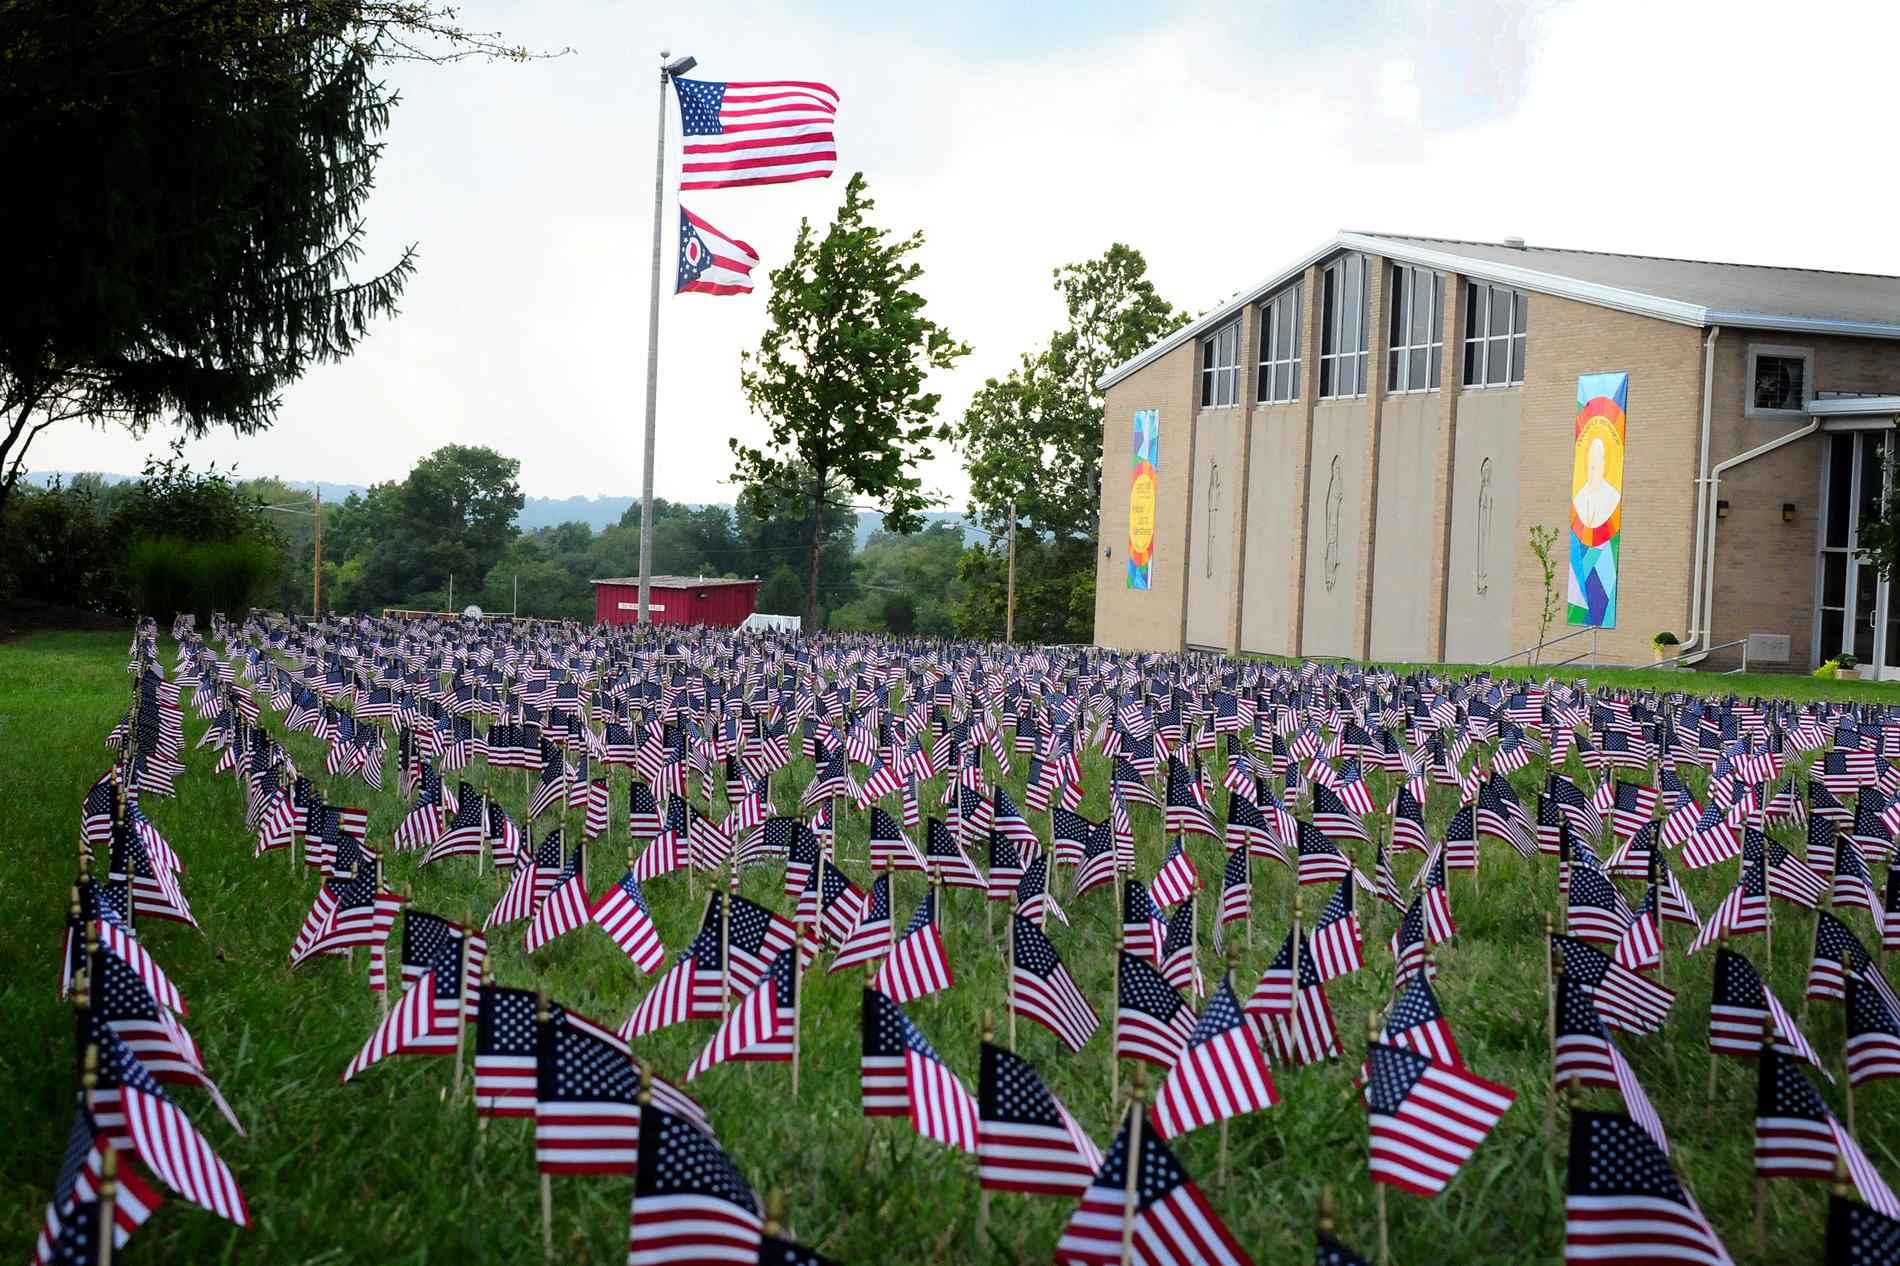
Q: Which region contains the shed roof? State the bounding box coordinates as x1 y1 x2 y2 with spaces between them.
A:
590 576 759 588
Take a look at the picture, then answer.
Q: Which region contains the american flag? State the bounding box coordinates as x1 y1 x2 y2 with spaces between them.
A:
1122 879 1167 967
1150 837 1201 908
1364 1041 1514 1196
868 807 924 873
474 984 537 1118
1709 946 1821 1066
1150 979 1277 1139
628 1100 763 1265
524 843 592 953
1567 865 1633 944
1251 926 1339 1066
1116 951 1196 1067
1308 877 1363 981
1825 1192 1900 1264
1052 1108 1252 1266
859 987 978 1153
32 1110 162 1266
874 893 953 1004
1845 974 1900 1088
1383 975 1462 1067
688 947 796 1080
829 871 893 973
1011 915 1099 1052
1756 1044 1900 1217
1554 933 1675 1035
592 867 667 973
977 1041 1102 1197
1565 1110 1730 1266
1808 911 1899 1012
1553 972 1668 1152
536 1005 643 1174
1215 847 1251 943
925 817 985 889
1295 820 1353 887
89 1024 248 1225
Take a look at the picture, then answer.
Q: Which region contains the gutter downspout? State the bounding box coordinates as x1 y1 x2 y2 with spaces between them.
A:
1677 410 1822 668
1680 326 1721 655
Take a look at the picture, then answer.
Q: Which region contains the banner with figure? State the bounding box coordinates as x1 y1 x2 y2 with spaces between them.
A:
1567 373 1627 627
1127 409 1159 590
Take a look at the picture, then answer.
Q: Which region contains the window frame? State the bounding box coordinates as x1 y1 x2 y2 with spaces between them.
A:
1745 343 1815 419
1318 255 1370 400
1386 264 1444 394
1462 282 1529 389
1254 282 1303 405
1199 320 1242 410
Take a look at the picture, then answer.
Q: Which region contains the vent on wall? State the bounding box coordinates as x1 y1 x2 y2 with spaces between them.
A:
1746 633 1791 663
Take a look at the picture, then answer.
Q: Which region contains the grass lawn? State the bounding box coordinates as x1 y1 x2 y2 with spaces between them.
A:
2 629 1893 1264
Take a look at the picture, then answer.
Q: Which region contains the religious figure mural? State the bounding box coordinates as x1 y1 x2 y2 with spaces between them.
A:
1567 373 1628 627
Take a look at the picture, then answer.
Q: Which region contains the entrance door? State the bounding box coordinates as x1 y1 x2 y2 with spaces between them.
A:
1820 430 1900 679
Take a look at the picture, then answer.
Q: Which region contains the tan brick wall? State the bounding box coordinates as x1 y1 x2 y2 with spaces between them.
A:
1505 295 1706 664
1704 332 1900 669
1093 340 1197 651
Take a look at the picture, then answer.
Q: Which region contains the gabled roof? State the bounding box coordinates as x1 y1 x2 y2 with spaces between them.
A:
1099 231 1900 391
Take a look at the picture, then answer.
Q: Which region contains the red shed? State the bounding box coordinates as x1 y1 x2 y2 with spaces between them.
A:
591 575 760 628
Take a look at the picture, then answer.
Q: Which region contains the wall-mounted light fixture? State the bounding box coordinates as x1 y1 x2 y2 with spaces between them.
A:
1716 499 1730 520
1782 503 1797 523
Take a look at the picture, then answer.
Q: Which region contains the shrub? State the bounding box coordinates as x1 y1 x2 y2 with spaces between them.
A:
120 535 281 621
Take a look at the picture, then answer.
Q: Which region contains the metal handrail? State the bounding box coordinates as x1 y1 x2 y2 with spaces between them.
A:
1490 625 1597 667
1652 637 1751 675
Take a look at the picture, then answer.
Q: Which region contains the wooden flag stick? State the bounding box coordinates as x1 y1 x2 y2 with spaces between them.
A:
721 863 734 1015
1112 875 1125 1103
1120 1065 1147 1266
1545 937 1561 1141
96 1143 117 1266
1756 1011 1775 1255
1218 944 1237 1188
791 917 805 1098
978 1010 994 1238
537 989 554 1262
1708 935 1731 1101
1006 912 1017 1051
1366 1009 1390 1266
452 931 473 1099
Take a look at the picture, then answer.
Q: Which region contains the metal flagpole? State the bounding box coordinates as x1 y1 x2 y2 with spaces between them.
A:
638 52 697 625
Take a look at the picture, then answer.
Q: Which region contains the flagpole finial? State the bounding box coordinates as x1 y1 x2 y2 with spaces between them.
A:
981 1009 994 1044
763 1189 784 1238
636 1063 653 1106
1129 1062 1146 1102
536 988 551 1024
1317 1187 1335 1236
1566 1073 1582 1109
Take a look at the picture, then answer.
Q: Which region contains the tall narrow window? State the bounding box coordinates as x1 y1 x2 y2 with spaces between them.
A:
1200 321 1241 408
1387 264 1443 392
1462 282 1528 387
1319 255 1369 399
1255 282 1302 404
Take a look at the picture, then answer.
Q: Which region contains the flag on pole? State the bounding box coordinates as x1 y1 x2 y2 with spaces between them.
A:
674 78 840 191
676 206 760 296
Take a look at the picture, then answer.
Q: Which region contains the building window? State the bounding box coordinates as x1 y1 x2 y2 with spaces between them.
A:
1200 321 1240 409
1387 264 1444 393
1255 283 1302 404
1319 255 1369 399
1462 282 1528 388
1746 345 1814 417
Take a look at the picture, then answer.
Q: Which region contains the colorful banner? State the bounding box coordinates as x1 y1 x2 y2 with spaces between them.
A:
1127 409 1159 590
1567 372 1627 627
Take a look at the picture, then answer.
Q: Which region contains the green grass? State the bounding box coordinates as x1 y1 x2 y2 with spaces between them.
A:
2 630 1892 1264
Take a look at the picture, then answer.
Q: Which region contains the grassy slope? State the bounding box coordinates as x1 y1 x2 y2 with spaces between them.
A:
2 630 1895 1264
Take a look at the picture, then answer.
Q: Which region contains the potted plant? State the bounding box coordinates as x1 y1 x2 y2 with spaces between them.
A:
1651 632 1680 665
1838 652 1860 680
1814 657 1842 679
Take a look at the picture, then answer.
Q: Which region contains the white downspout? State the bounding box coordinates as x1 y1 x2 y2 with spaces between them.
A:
1676 411 1822 668
1680 326 1721 654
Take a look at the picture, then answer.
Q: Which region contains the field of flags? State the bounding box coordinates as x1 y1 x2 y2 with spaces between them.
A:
16 612 1900 1264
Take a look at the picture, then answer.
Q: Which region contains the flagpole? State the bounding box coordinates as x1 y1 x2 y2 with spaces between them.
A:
1367 1010 1390 1266
537 989 554 1262
453 930 472 1099
978 1009 994 1239
635 52 693 625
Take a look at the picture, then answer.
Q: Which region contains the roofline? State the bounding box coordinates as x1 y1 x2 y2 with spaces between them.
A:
1096 232 1900 391
589 577 760 587
1807 396 1900 416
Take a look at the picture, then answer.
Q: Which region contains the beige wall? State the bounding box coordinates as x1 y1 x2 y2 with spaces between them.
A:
1185 405 1244 648
1368 391 1446 661
1443 388 1525 662
1093 341 1197 652
1239 403 1307 655
1300 401 1377 655
1505 294 1706 665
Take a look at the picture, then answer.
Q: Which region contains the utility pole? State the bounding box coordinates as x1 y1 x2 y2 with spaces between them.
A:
637 51 698 625
1005 501 1017 643
312 483 322 615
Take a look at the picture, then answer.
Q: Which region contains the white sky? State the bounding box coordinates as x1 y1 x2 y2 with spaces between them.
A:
29 0 1900 511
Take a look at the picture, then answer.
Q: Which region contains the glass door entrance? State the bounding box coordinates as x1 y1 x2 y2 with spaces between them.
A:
1818 430 1899 679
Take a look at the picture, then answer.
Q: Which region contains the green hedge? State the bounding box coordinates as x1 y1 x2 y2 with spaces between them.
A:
120 535 280 621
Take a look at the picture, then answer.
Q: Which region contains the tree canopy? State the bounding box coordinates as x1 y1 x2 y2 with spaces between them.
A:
732 172 968 627
0 2 555 515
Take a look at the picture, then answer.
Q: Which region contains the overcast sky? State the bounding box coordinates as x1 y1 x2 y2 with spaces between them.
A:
30 0 1900 509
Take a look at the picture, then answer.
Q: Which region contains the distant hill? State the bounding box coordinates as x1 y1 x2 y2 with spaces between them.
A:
25 472 985 547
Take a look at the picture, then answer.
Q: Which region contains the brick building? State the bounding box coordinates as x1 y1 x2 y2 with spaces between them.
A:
1092 233 1900 674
